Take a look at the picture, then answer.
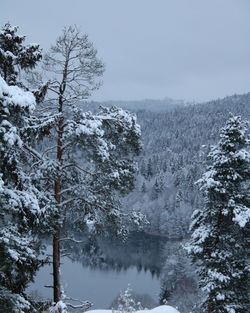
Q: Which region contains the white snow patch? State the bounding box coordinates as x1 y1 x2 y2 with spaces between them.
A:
233 205 250 228
88 306 180 313
0 76 36 112
49 301 67 313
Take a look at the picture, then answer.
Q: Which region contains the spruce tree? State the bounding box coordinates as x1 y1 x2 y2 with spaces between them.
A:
0 76 52 313
152 179 160 200
141 182 146 193
147 158 153 178
187 114 250 313
0 23 42 85
0 23 51 312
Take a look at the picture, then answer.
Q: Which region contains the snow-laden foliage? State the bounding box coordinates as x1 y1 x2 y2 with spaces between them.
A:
186 114 250 313
0 23 42 86
159 242 198 313
0 76 53 312
49 300 68 313
118 93 249 238
113 285 143 313
35 103 147 237
36 25 147 306
0 23 54 312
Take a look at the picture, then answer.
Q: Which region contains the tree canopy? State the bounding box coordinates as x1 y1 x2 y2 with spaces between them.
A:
187 114 250 313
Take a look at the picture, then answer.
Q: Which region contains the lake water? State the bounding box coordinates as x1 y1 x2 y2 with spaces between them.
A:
28 233 177 309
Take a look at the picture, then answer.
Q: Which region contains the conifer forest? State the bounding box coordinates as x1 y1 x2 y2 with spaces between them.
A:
0 2 249 313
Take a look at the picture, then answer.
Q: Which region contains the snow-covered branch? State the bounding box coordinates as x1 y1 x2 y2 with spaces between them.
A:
42 145 58 157
64 297 92 310
62 163 101 177
23 144 42 160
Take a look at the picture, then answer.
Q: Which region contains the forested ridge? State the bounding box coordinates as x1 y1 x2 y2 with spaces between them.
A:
114 93 250 237
83 93 250 238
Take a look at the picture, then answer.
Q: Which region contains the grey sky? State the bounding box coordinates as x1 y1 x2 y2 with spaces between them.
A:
1 0 250 102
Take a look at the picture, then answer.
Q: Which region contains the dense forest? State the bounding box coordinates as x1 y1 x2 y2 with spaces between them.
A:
80 94 250 313
107 94 250 238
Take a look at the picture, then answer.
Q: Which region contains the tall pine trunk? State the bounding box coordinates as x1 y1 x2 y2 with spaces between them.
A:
53 115 64 303
53 229 61 303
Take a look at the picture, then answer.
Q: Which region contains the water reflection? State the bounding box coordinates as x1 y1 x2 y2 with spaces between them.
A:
28 233 197 311
61 232 168 276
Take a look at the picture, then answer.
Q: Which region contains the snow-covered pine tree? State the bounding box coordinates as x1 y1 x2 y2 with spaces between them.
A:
141 182 146 193
187 114 250 313
151 179 160 200
0 22 48 105
147 158 153 179
0 76 52 313
114 285 142 313
0 23 42 85
0 23 53 312
37 25 146 308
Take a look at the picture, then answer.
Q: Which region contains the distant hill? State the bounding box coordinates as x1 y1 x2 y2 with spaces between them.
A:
121 92 250 237
82 93 250 114
73 92 250 238
82 97 188 112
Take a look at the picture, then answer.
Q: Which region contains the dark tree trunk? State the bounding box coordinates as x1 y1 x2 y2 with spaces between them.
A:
208 294 212 313
53 116 64 303
53 228 61 303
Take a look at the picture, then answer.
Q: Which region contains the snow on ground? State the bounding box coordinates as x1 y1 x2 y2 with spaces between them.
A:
87 305 180 313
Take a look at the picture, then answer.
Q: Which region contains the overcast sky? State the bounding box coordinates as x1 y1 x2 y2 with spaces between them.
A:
1 0 250 102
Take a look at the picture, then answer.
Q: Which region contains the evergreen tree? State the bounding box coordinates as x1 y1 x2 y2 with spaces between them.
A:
141 182 146 193
115 285 142 313
173 170 182 187
0 76 51 312
152 179 160 200
160 243 198 313
147 158 153 179
162 159 167 172
140 159 147 178
0 23 42 85
0 24 51 312
158 175 165 192
38 26 146 308
187 115 250 313
175 190 183 210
